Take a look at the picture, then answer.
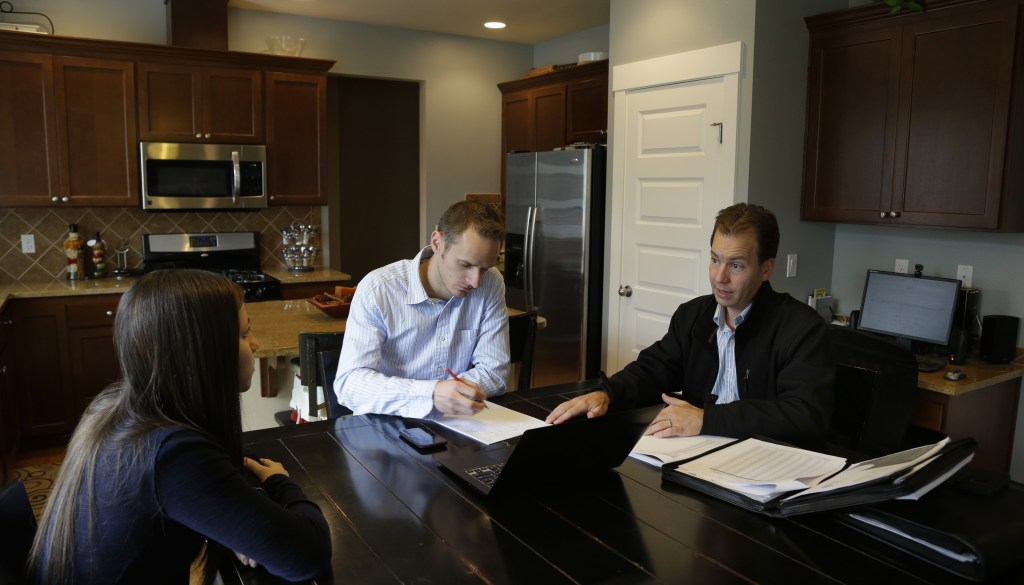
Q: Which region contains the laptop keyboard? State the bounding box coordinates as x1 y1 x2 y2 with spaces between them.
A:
466 462 505 488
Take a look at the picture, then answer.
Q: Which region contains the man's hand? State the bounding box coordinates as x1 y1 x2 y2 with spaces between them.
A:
243 456 289 482
645 393 704 437
544 391 610 424
434 379 487 415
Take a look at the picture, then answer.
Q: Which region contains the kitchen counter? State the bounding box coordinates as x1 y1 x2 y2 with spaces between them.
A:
0 277 139 311
246 299 346 360
264 267 351 285
0 267 352 312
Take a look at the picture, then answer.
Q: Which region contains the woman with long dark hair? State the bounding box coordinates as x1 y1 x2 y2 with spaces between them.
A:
27 269 331 584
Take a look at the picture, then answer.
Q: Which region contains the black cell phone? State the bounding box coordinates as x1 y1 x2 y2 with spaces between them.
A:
399 427 447 451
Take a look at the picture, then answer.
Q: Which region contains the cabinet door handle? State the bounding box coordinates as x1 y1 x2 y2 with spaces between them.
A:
61 196 70 203
105 310 114 317
51 196 59 202
890 210 901 218
879 211 890 219
204 133 211 139
196 133 202 139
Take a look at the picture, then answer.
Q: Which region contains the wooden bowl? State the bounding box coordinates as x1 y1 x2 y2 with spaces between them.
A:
307 286 356 319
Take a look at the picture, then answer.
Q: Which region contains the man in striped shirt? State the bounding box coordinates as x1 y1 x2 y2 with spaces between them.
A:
334 200 511 418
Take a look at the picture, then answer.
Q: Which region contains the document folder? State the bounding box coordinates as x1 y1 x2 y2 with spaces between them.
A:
835 478 1024 582
661 436 977 517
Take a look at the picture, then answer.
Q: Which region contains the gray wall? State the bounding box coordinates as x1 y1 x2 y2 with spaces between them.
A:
608 0 843 300
533 25 609 68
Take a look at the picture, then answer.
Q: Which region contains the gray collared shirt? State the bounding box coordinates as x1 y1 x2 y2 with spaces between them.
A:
710 303 752 404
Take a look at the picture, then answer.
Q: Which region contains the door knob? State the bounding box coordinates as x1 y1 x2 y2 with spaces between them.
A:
618 285 633 297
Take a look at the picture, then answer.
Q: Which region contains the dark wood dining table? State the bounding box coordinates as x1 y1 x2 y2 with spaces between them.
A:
227 381 1019 585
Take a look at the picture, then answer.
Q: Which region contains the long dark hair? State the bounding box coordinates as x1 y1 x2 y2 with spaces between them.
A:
27 269 246 585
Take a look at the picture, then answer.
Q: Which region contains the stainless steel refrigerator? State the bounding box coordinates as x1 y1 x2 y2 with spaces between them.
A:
505 147 606 387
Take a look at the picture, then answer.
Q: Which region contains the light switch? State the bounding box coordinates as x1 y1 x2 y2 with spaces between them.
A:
786 254 797 278
21 234 36 254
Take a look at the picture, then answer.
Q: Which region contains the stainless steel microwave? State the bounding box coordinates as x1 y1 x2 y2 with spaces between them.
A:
140 142 268 210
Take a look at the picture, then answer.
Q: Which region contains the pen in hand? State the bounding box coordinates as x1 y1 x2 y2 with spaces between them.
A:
445 367 488 408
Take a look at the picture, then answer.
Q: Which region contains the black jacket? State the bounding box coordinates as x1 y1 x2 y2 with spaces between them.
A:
602 282 835 445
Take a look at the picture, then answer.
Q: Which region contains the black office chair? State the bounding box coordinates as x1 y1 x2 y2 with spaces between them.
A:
508 309 538 391
826 324 942 459
0 479 37 584
299 332 345 419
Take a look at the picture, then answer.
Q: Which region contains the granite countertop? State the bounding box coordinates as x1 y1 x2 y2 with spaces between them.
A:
0 267 352 313
245 299 345 359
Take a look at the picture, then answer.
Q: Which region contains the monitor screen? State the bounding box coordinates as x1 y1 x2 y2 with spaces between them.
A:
857 269 961 347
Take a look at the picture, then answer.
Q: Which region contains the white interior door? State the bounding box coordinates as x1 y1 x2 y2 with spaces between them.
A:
606 44 741 373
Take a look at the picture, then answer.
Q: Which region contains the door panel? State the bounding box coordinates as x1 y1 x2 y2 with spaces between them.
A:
614 78 728 371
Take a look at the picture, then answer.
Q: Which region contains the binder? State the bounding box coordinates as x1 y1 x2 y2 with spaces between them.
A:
661 436 977 517
835 478 1024 582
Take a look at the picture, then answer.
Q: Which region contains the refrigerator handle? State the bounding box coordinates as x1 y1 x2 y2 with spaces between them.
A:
524 205 537 309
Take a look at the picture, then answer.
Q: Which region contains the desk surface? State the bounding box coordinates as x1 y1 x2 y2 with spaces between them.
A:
917 350 1024 396
232 382 1023 585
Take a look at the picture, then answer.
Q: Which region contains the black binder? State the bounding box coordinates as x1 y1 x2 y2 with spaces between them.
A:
661 437 977 517
835 477 1024 582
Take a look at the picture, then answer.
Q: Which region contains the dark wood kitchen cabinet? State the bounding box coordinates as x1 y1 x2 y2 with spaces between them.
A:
6 295 119 440
137 63 264 144
0 52 138 207
0 313 15 483
802 0 1024 230
497 60 608 203
265 71 328 205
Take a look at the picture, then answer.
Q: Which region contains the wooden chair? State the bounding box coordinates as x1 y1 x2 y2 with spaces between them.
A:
299 332 345 419
0 479 37 584
317 348 352 419
508 309 538 391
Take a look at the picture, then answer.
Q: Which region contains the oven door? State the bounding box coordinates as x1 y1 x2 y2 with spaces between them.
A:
140 142 267 210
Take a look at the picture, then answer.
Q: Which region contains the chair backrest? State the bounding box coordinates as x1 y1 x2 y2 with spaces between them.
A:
826 324 919 457
508 310 538 391
0 480 37 584
317 348 352 419
299 332 344 417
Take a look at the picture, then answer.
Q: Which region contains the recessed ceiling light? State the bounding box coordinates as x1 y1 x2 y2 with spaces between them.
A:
484 22 506 30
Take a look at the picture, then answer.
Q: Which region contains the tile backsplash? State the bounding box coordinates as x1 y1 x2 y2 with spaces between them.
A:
0 206 321 282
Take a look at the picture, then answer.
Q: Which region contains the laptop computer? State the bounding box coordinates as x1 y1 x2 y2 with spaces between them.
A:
434 406 658 496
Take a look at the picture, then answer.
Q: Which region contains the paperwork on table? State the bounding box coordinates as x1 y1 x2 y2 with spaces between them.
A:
431 401 549 444
628 434 735 467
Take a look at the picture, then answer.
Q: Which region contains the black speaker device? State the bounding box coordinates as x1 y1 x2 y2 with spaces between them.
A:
979 315 1019 364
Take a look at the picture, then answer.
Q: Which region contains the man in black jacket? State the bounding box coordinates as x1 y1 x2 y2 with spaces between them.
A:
546 203 834 445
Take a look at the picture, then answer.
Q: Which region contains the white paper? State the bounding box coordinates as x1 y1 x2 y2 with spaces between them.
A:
673 438 847 503
783 437 950 501
629 435 735 467
431 401 549 444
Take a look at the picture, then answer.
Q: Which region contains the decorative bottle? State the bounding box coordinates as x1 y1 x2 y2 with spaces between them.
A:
89 231 107 278
64 224 82 280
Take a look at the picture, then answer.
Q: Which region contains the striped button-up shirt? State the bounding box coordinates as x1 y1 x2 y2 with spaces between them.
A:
710 303 751 405
334 246 509 418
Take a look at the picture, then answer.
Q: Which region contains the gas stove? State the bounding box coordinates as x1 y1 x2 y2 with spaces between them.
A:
142 232 282 302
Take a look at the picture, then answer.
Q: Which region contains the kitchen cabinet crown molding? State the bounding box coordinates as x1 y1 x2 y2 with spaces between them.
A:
0 30 334 73
805 0 1015 29
498 59 608 94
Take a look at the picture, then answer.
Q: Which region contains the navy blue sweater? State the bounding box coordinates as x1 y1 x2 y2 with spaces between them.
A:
39 425 331 584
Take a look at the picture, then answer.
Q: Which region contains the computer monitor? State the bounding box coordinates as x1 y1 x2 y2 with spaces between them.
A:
857 269 962 351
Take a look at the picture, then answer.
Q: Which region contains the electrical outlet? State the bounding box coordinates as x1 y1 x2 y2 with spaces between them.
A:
895 258 909 273
20 234 36 254
956 264 973 288
786 253 798 278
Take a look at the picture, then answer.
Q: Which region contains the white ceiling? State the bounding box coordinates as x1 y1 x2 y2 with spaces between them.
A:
229 0 610 44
